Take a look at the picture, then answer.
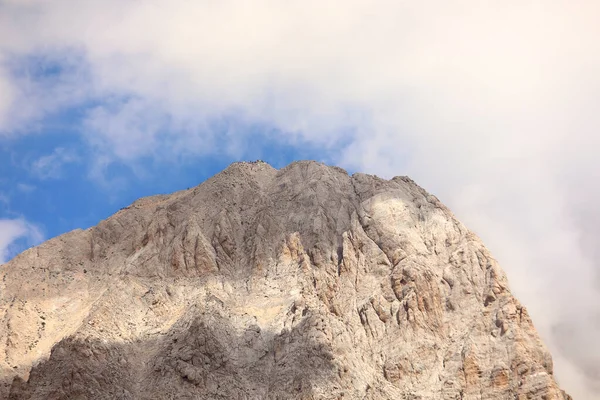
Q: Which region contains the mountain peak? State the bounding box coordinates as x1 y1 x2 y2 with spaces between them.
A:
0 161 570 399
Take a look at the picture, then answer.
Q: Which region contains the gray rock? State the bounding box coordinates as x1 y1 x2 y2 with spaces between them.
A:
0 160 570 399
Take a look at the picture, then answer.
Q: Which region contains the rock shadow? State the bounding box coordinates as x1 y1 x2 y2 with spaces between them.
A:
9 308 340 400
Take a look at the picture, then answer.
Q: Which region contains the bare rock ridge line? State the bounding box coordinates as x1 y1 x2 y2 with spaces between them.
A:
1 160 570 399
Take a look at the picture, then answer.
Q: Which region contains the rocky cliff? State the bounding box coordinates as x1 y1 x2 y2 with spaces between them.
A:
0 161 570 399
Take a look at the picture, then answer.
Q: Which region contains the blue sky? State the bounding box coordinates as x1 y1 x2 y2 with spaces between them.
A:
1 1 599 397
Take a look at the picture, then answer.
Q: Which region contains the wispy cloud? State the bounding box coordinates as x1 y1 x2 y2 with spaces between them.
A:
0 193 9 208
16 183 35 193
0 48 91 137
0 218 43 264
30 147 79 180
0 1 599 396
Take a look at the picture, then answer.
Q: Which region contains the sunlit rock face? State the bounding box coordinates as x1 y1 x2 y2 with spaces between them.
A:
1 161 570 399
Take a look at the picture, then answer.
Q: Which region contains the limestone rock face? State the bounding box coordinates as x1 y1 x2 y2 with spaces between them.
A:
0 161 570 399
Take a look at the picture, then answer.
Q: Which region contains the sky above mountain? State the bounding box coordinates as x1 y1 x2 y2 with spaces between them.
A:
1 1 599 397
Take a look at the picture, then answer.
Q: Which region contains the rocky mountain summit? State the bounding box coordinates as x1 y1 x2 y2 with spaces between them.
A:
1 160 570 399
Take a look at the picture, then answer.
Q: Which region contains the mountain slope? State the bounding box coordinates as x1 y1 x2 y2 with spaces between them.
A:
1 161 570 399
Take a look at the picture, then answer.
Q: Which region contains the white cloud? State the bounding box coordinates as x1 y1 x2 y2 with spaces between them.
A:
30 147 79 180
0 218 43 264
0 63 15 132
0 1 599 396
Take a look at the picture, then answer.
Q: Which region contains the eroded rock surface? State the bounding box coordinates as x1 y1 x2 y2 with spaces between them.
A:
0 161 570 399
